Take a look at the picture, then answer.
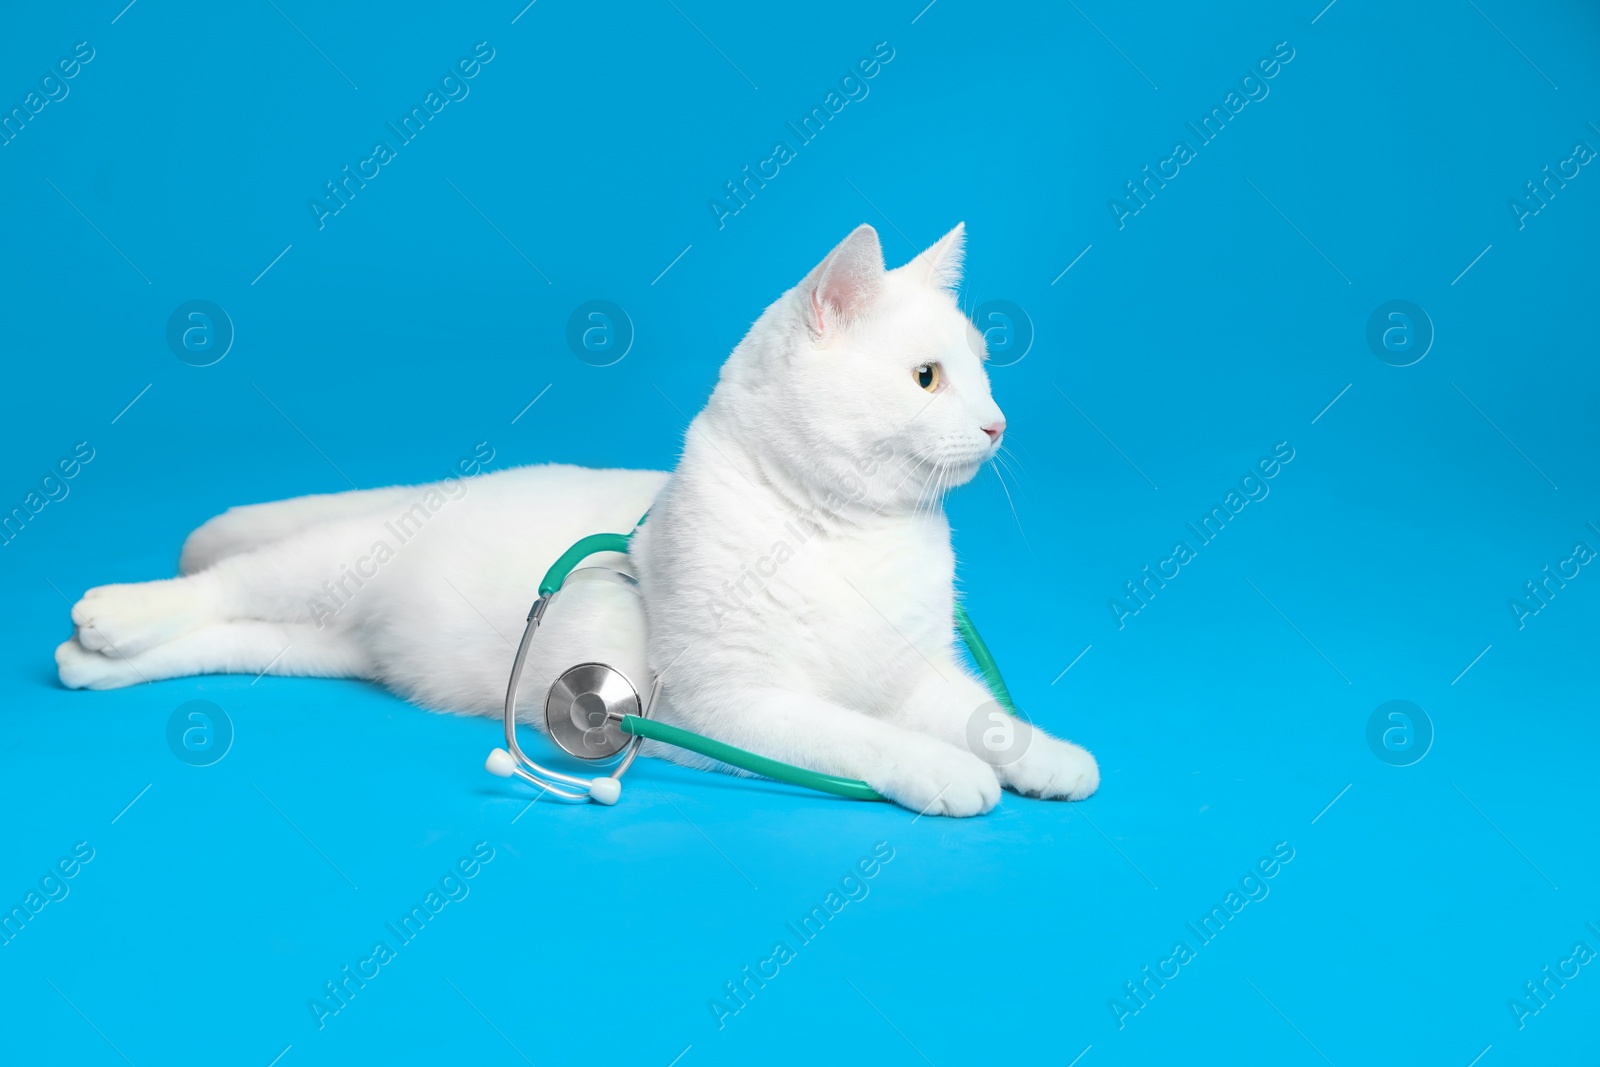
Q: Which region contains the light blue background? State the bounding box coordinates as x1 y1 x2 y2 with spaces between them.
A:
2 1 1597 1063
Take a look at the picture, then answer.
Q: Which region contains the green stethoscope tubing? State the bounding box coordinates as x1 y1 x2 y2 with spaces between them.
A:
617 714 885 801
533 525 1019 802
538 531 635 597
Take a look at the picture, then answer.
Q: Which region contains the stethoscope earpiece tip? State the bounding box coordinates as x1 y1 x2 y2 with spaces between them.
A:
588 777 621 805
485 748 517 778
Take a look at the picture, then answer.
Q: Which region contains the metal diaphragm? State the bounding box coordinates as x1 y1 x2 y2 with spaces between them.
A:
544 662 639 760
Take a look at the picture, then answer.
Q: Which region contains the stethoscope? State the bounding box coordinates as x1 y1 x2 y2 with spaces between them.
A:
485 525 1021 806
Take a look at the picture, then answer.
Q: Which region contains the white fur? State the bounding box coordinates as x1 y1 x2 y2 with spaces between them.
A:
57 224 1098 816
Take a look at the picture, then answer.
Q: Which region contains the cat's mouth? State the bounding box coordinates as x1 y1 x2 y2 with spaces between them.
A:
931 452 989 489
959 441 1002 473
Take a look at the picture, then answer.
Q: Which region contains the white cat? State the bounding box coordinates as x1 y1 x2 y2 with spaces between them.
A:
57 223 1097 816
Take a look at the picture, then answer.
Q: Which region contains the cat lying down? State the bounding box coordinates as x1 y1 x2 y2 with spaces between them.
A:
57 222 1098 816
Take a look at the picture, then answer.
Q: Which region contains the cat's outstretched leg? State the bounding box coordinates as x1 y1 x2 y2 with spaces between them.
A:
72 514 390 657
893 668 1099 801
56 621 369 690
179 486 417 574
678 687 1002 816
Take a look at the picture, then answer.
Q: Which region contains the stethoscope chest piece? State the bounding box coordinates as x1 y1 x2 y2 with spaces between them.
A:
545 662 640 760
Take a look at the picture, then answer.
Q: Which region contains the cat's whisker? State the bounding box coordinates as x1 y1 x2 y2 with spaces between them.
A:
994 448 1030 491
912 466 936 516
918 470 935 516
989 460 1036 560
998 439 1031 474
877 455 929 517
884 451 922 485
929 460 952 515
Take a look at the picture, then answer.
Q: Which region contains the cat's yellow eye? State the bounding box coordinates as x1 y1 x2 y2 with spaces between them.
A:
915 363 940 392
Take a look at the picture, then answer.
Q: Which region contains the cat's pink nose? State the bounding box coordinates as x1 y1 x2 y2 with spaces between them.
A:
982 421 1006 443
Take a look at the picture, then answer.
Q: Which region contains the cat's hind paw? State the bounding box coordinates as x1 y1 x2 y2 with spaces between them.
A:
55 637 144 690
72 579 212 657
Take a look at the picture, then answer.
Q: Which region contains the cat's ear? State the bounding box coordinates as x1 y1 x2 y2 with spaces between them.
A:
905 222 965 291
805 224 885 335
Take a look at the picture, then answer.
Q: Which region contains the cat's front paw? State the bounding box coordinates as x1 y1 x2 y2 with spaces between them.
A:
72 579 212 657
997 733 1099 801
870 740 1000 817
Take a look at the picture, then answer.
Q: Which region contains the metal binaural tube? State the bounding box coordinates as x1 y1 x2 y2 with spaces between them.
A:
504 760 589 802
501 592 603 796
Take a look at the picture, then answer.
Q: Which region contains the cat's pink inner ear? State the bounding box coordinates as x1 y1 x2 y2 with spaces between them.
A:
809 224 885 334
907 222 966 291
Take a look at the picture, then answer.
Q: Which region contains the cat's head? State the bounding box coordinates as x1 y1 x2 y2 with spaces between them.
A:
713 222 1005 514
